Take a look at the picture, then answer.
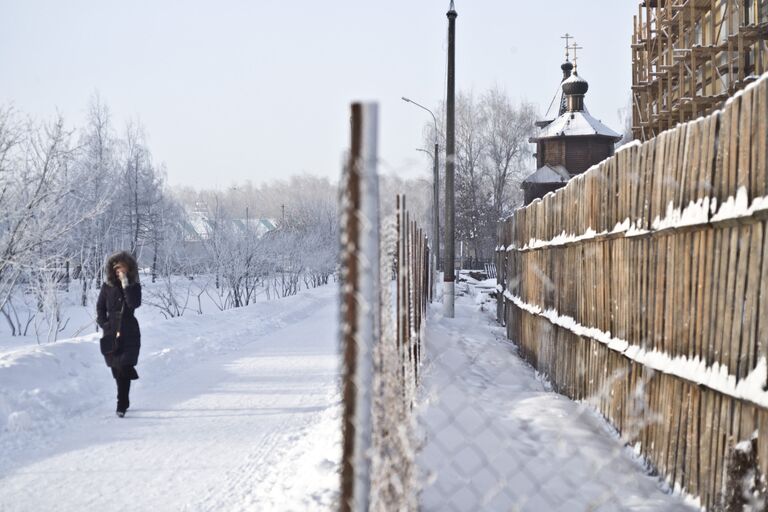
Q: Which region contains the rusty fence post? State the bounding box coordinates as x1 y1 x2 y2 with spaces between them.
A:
340 102 379 512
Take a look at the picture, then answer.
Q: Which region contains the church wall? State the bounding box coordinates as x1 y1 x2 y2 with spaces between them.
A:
565 138 614 175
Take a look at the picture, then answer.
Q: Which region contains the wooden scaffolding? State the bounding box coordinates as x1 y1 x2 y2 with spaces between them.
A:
632 0 768 140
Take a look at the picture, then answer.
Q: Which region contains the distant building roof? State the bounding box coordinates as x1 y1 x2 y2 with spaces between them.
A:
259 218 277 231
183 208 277 242
232 217 278 238
522 164 571 185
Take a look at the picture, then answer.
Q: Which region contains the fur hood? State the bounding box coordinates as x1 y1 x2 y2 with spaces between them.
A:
105 251 140 287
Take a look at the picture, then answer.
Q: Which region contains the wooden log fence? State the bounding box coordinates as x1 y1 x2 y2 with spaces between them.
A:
496 73 768 510
340 103 432 511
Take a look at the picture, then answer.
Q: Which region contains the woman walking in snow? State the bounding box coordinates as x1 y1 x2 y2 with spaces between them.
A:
97 251 142 418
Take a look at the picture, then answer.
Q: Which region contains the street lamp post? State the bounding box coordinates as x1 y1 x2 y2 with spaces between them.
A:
401 97 441 274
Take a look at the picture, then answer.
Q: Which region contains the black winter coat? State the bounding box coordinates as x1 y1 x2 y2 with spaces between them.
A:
97 282 142 368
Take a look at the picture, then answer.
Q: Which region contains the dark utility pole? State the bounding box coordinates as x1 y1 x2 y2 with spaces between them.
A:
444 0 457 318
432 141 440 271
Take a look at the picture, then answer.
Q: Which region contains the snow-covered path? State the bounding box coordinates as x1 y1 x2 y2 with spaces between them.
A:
0 286 340 511
418 291 697 512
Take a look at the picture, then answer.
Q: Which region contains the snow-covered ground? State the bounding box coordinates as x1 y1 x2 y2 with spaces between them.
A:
2 274 707 511
0 284 340 511
417 287 698 511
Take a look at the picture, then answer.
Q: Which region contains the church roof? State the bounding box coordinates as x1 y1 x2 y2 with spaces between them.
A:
562 72 589 96
533 110 622 141
522 164 571 185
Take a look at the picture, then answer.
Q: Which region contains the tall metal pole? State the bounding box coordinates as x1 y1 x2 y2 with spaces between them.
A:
444 1 457 318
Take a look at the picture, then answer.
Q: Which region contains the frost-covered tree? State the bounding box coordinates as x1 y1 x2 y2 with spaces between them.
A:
0 111 111 341
0 97 183 340
119 122 164 257
479 88 537 222
68 94 120 305
422 88 536 264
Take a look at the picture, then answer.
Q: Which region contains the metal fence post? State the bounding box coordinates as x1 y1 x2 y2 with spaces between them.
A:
340 102 379 512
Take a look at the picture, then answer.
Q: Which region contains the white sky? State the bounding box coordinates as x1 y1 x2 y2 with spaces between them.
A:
0 1 636 189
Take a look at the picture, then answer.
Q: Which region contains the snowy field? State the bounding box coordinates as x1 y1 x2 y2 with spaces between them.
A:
0 283 341 511
417 286 698 511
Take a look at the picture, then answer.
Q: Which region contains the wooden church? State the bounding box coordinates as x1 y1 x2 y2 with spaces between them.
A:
522 49 622 205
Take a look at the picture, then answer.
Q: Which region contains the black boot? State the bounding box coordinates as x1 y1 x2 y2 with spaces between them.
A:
116 378 131 417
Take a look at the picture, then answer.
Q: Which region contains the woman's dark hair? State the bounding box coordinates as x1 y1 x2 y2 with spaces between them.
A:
105 251 139 287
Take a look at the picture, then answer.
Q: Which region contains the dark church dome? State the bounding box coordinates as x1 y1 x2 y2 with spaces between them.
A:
561 60 574 75
562 72 589 96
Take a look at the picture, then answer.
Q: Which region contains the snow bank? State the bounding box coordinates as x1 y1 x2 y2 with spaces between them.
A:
0 286 331 458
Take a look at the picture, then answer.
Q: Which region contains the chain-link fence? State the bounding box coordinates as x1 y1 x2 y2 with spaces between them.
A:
339 103 431 511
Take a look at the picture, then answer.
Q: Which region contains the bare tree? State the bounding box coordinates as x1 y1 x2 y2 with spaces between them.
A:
479 88 536 219
421 89 537 265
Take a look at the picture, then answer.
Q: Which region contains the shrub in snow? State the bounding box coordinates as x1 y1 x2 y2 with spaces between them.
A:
6 411 33 433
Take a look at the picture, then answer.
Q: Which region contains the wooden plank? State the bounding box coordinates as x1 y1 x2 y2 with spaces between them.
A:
702 113 720 205
738 222 761 381
700 389 715 510
715 99 731 206
651 369 662 468
675 381 690 492
680 232 692 359
693 230 708 361
728 225 749 377
727 95 741 200
666 377 683 484
663 232 676 355
656 130 670 222
679 121 695 207
709 393 724 509
671 123 686 211
721 227 739 374
662 374 674 476
654 237 667 352
755 78 767 197
738 82 753 198
711 228 728 368
687 384 701 496
758 220 768 392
